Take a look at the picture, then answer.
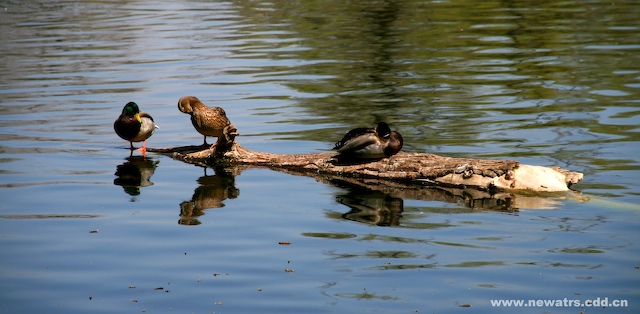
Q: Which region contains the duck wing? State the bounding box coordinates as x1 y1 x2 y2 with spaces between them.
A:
191 105 230 137
133 111 158 141
333 127 376 151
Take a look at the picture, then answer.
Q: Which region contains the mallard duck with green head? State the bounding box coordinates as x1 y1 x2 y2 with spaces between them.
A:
333 122 403 159
178 96 232 148
114 102 159 155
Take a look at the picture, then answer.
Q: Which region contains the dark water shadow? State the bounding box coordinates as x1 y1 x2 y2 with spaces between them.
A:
178 166 240 226
148 144 210 154
113 156 159 199
0 214 103 219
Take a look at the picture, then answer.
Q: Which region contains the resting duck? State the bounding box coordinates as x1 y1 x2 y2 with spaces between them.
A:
333 122 403 159
114 102 158 155
178 96 232 147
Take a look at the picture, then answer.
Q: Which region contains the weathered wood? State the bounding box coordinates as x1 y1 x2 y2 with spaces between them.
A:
148 135 583 193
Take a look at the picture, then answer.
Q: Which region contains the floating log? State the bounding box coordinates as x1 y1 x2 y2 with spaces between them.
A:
148 129 583 193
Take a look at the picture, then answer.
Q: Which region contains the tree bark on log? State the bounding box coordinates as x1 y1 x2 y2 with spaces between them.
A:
148 138 583 193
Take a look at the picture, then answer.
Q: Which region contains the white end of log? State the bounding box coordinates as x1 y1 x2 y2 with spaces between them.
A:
509 164 581 192
437 164 583 192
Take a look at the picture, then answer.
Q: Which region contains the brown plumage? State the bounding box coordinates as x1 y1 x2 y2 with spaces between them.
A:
178 96 231 146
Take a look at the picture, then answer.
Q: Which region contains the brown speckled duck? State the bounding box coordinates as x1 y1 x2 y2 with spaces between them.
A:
333 122 403 159
178 96 232 147
114 102 158 155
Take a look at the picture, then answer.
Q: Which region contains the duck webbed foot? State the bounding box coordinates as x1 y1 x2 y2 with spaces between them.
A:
137 140 148 156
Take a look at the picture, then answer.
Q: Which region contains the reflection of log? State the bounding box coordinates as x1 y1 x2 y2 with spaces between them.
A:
149 135 583 193
322 175 565 212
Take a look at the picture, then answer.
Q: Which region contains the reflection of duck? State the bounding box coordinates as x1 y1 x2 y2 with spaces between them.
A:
113 156 159 197
114 102 159 156
334 180 404 226
179 167 239 225
178 96 232 147
340 192 404 227
333 122 403 159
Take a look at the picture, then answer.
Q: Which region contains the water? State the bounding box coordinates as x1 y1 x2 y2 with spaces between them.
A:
1 0 639 313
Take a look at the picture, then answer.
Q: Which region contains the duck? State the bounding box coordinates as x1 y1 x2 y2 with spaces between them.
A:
178 96 232 147
114 102 159 155
333 122 403 159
